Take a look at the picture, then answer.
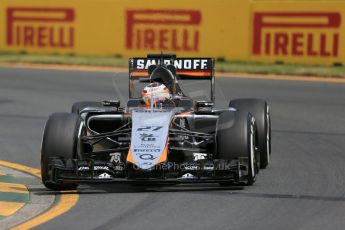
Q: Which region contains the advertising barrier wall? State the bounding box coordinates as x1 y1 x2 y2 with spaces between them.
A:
251 1 345 65
0 0 344 65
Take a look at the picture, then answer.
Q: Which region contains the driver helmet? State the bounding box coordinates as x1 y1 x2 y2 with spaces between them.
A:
141 82 171 106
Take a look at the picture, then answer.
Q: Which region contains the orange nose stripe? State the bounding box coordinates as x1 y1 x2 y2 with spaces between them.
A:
126 149 136 164
156 140 169 164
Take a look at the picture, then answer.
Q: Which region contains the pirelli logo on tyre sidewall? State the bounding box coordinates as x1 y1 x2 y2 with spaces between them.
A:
6 7 75 48
126 9 202 52
252 12 342 58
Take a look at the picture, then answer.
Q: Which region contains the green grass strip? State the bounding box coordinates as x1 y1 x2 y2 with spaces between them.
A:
0 192 29 203
0 52 344 77
0 175 22 184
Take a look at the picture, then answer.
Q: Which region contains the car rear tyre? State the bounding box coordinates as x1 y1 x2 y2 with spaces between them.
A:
41 113 81 190
229 98 271 169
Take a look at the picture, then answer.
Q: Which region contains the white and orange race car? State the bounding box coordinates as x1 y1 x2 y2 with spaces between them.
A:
41 54 271 190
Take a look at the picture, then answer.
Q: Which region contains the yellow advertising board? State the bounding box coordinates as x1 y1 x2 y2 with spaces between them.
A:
250 1 345 65
0 0 344 65
0 0 250 58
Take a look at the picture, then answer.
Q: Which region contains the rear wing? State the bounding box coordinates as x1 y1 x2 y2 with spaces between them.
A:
128 55 215 102
129 57 215 78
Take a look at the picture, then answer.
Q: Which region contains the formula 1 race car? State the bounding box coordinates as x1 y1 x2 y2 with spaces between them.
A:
41 54 271 190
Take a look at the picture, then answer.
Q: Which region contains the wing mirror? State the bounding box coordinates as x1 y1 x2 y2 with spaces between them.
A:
196 101 214 111
102 100 120 108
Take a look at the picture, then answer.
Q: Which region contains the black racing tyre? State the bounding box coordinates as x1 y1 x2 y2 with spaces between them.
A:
229 99 271 169
217 111 258 186
41 113 81 190
71 101 103 114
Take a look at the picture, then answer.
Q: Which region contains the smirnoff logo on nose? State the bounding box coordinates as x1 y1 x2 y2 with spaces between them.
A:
126 9 201 52
6 7 75 48
252 12 341 57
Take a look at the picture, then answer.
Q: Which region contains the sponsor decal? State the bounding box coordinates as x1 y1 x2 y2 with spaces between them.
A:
181 173 196 179
78 166 109 171
193 153 207 161
135 110 170 113
78 167 89 171
134 148 160 153
139 133 157 142
98 173 111 179
137 162 154 168
110 152 122 163
138 153 157 160
137 126 163 132
114 165 125 171
6 7 75 48
138 143 157 148
252 12 341 57
203 164 214 170
126 9 201 52
133 58 211 70
183 164 198 170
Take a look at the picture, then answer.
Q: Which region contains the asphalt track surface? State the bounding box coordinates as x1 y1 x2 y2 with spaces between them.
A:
1 66 345 230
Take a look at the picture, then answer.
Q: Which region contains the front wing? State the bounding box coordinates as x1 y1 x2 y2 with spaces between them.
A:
46 158 252 185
